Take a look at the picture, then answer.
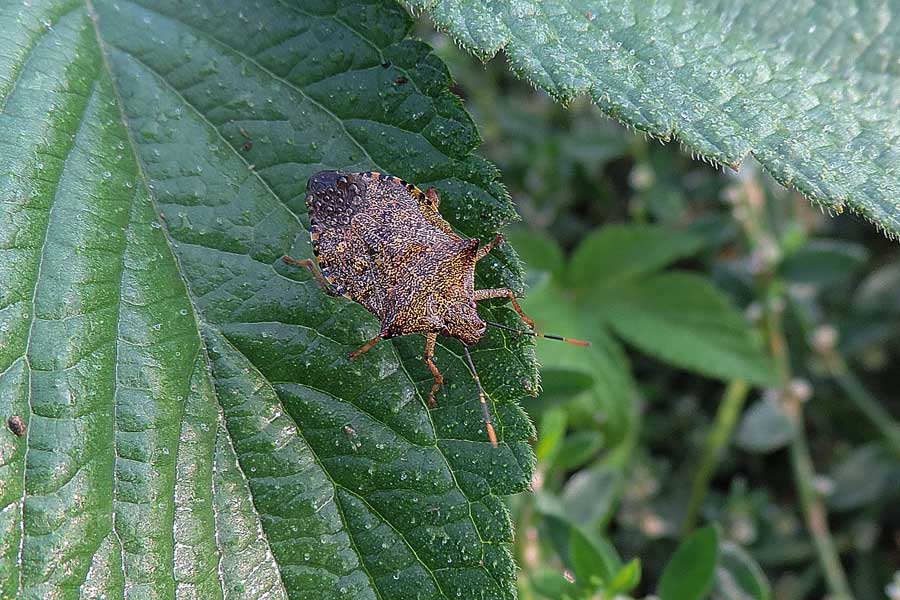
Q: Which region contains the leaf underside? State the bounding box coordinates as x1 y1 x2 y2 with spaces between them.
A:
405 0 900 238
0 1 537 598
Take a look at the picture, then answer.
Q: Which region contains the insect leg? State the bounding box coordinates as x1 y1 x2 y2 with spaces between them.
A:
281 255 339 296
474 288 535 329
349 335 382 359
424 332 443 408
475 234 505 262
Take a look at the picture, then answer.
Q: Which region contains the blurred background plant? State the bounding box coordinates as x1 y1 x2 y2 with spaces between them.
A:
420 21 900 600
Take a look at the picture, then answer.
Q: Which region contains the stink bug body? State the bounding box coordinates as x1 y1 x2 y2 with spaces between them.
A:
284 170 588 447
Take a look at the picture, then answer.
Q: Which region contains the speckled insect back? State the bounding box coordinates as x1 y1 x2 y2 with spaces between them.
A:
284 170 589 448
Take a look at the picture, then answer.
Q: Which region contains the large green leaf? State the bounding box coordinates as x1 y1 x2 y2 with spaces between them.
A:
405 1 900 237
0 1 538 598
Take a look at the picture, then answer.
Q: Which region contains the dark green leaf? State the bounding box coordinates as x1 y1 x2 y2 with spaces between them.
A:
842 261 900 352
538 370 596 404
714 542 771 600
853 262 900 316
780 240 868 287
828 443 900 512
569 225 703 288
658 525 720 600
0 1 535 597
405 1 900 238
596 273 775 385
735 397 796 454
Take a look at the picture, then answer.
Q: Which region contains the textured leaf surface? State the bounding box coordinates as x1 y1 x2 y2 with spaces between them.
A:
405 0 900 237
0 1 537 598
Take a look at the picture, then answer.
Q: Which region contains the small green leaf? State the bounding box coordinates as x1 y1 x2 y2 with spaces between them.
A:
561 464 623 529
520 280 637 445
530 569 579 600
569 225 703 288
828 443 900 511
521 281 598 381
553 431 605 472
570 530 610 590
606 558 642 595
736 397 796 454
780 239 869 286
536 407 568 463
536 513 622 591
596 273 775 385
714 542 771 600
658 525 720 600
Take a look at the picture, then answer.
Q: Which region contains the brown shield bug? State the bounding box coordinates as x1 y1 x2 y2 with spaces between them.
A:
283 170 589 447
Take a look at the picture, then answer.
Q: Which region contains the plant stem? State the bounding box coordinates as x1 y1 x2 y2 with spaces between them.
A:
789 427 852 600
682 379 749 533
729 173 853 600
825 354 900 457
764 299 853 600
785 295 900 457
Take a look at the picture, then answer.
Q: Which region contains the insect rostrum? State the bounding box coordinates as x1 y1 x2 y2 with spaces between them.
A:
284 170 584 447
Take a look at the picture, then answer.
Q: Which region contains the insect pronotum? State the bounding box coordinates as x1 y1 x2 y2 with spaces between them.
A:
283 170 589 447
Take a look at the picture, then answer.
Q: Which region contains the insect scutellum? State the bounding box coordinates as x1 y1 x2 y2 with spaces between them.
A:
283 170 589 448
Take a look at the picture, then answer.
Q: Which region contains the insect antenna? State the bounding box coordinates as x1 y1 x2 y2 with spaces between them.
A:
462 345 498 448
483 319 591 347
